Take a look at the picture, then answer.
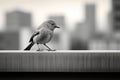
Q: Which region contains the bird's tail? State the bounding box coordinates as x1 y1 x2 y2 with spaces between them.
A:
24 42 35 50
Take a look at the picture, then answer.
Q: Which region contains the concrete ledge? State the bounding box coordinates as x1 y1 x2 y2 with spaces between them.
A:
0 51 120 72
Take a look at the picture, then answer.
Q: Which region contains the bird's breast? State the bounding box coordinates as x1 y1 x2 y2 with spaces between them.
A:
33 30 53 44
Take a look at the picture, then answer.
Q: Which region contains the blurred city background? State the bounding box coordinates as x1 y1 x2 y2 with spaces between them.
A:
0 0 119 50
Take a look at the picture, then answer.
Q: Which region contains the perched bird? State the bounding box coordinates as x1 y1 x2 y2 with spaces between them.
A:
24 20 60 51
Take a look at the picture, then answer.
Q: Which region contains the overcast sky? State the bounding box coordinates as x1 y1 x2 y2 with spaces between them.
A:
0 0 111 31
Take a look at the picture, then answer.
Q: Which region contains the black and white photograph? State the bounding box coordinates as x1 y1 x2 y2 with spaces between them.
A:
0 0 119 79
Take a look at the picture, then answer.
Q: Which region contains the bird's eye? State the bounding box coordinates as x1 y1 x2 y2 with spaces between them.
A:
51 23 54 25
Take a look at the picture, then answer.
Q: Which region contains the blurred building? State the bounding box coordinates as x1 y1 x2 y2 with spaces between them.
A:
70 23 88 50
85 4 96 37
89 33 120 50
70 4 96 50
0 32 19 50
107 12 113 34
87 0 120 50
5 10 32 31
112 0 120 32
0 10 33 50
89 0 120 50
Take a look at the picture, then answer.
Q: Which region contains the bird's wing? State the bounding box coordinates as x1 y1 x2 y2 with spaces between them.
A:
29 32 39 42
33 29 53 44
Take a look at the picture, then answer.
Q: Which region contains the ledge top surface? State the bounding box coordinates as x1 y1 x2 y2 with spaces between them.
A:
0 50 119 53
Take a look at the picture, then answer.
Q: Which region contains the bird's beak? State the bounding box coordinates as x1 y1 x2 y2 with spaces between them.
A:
55 26 60 28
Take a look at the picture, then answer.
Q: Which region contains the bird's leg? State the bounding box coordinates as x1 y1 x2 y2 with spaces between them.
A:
43 44 55 51
43 44 52 51
37 43 41 51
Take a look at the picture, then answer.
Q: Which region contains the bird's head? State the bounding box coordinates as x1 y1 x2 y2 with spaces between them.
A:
44 20 60 31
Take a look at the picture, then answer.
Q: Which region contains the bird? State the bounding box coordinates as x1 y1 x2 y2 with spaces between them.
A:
24 20 60 51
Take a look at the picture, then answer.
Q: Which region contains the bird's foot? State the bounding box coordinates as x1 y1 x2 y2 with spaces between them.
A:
47 49 56 51
37 49 41 51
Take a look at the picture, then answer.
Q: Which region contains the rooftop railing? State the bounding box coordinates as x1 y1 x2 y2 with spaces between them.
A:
0 50 120 72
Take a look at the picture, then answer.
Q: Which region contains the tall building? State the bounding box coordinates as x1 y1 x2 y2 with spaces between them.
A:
107 12 113 33
6 10 32 31
112 0 120 31
70 4 96 50
85 4 96 37
73 4 96 41
0 10 33 50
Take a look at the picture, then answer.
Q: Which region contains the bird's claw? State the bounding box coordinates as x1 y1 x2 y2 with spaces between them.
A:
37 49 41 51
37 49 56 51
47 49 56 51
